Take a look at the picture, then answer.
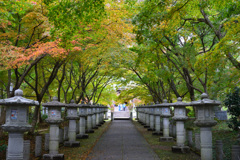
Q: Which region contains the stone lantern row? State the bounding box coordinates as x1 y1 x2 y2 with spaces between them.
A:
136 93 221 160
0 89 109 160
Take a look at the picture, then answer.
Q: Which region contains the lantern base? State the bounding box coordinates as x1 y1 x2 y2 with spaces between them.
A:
86 129 94 133
104 118 109 120
76 134 89 139
152 131 163 136
144 125 150 128
43 154 64 160
64 141 80 147
159 137 173 142
172 146 190 153
148 128 155 131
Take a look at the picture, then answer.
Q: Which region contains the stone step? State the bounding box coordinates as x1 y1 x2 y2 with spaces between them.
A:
113 111 130 119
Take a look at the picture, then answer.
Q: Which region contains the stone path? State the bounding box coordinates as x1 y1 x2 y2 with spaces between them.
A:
87 120 160 160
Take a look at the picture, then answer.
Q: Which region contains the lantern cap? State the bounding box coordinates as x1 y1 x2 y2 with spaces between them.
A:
155 99 170 107
78 100 87 108
42 96 65 107
148 102 155 107
170 97 190 106
66 99 78 108
191 93 221 106
0 89 39 106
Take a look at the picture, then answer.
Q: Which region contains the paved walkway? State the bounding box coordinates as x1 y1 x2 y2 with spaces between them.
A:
87 120 160 160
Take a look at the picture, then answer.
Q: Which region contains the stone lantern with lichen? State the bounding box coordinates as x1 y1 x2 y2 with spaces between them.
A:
170 97 190 153
64 99 80 147
0 89 39 160
191 93 221 160
159 99 173 142
42 96 65 160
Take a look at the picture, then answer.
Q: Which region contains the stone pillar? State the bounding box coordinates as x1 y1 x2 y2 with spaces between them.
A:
86 104 94 133
159 100 173 142
35 135 42 157
76 121 79 134
96 112 100 126
148 105 155 131
64 120 80 147
23 140 30 160
195 133 200 151
111 112 113 121
231 145 240 160
172 121 189 153
144 107 150 128
104 106 108 120
169 123 173 137
142 107 146 125
59 128 63 144
160 118 163 132
100 107 105 124
173 124 176 138
187 130 193 147
200 127 213 159
64 126 68 141
136 107 139 120
64 100 80 147
163 118 170 138
77 101 89 139
216 140 224 160
49 124 60 154
153 114 162 135
171 97 190 153
77 116 88 139
92 106 98 129
45 133 50 151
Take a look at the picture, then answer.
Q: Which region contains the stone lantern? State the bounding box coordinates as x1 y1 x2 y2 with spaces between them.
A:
137 105 141 123
104 105 108 120
153 101 162 135
99 105 104 124
96 105 101 127
141 105 146 126
77 101 88 139
148 103 155 131
144 105 150 128
91 104 98 129
0 89 39 160
42 96 65 160
135 106 139 121
86 103 94 133
191 93 221 160
170 97 190 153
64 99 80 147
100 105 105 123
159 99 173 141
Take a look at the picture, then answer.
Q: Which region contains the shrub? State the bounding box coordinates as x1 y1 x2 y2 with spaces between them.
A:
0 144 7 152
224 87 240 131
41 114 48 121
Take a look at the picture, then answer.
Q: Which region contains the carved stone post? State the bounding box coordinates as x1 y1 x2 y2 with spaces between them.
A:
191 93 221 160
42 97 65 160
0 89 39 160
